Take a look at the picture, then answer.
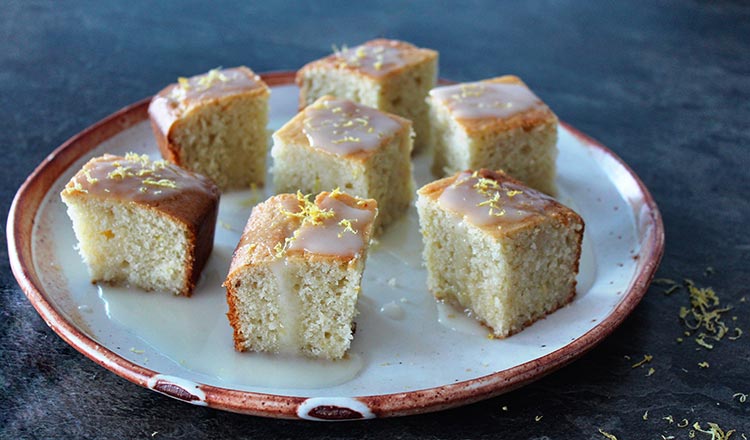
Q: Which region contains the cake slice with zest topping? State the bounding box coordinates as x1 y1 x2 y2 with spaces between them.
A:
428 76 558 195
224 190 377 360
149 66 270 190
416 169 583 337
296 39 437 152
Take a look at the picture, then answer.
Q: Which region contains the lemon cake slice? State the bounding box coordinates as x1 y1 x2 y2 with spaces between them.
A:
271 96 413 234
224 190 377 360
428 76 558 195
60 153 220 296
149 66 270 190
416 169 583 337
296 39 437 152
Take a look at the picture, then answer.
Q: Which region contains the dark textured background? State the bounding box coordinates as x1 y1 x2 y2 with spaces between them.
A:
2 1 749 438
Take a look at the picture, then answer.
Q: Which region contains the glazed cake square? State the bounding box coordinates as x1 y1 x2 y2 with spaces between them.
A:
428 76 558 195
224 190 377 360
296 39 437 152
60 153 220 296
416 169 583 337
271 95 413 234
149 66 270 190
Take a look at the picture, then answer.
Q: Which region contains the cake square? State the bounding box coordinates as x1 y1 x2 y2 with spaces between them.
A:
428 76 558 195
271 95 413 234
60 153 220 296
148 66 270 190
416 169 583 337
296 39 437 152
224 190 377 360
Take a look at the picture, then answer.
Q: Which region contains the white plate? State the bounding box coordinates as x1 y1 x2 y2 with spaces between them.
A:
8 72 664 420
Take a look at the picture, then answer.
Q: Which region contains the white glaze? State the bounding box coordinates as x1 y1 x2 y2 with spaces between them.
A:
437 172 551 227
336 44 404 77
430 81 543 120
379 302 405 320
288 195 375 257
271 259 301 354
150 67 263 135
98 283 364 389
436 302 487 336
303 98 401 156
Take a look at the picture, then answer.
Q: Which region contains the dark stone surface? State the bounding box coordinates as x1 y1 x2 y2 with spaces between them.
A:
2 1 748 438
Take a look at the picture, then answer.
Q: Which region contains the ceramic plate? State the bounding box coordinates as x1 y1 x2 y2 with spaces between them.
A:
8 72 664 420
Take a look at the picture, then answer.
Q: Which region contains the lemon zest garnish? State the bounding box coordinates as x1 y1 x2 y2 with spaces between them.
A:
124 152 150 164
733 392 747 403
506 189 523 197
534 415 543 422
68 180 88 193
646 367 655 376
108 166 132 179
678 279 737 349
663 415 674 424
280 191 335 226
337 219 357 237
678 419 690 428
329 187 344 197
332 135 361 144
643 410 649 420
273 242 285 258
654 278 678 285
82 169 98 184
631 354 653 368
598 429 618 440
728 327 743 340
692 421 736 440
178 77 190 90
698 361 710 368
197 68 228 88
143 178 177 188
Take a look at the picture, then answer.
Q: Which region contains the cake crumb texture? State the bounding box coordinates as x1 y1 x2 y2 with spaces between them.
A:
417 169 583 337
60 153 219 296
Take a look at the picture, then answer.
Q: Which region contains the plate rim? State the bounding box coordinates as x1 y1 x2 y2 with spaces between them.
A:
7 71 665 420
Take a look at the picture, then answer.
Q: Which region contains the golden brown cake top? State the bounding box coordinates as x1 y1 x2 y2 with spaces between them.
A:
418 169 580 235
274 95 411 161
228 190 378 273
429 76 557 134
149 66 269 136
297 39 438 81
61 153 220 219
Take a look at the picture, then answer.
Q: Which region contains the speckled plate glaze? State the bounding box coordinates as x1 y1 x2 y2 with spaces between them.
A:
8 72 664 420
